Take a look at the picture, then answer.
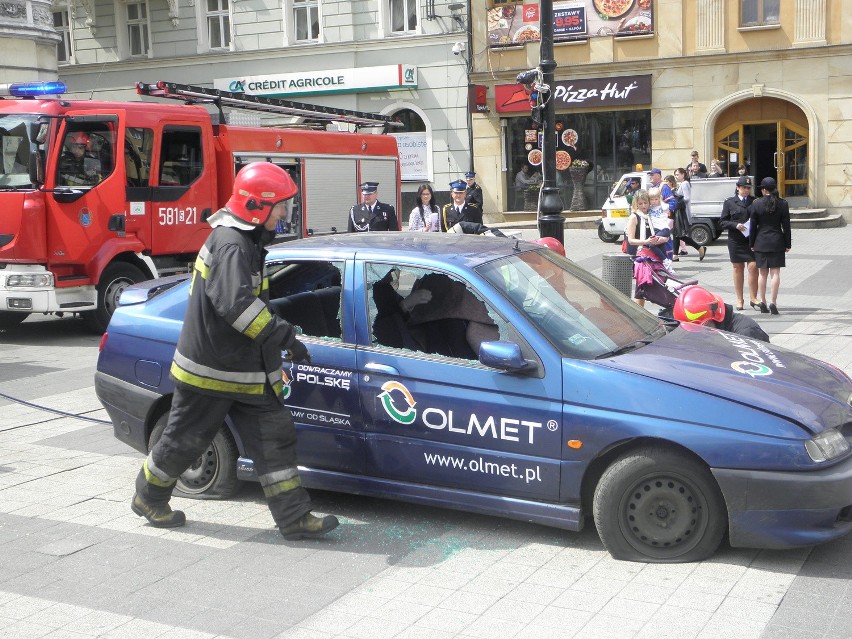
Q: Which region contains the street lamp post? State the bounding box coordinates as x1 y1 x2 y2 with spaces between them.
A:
536 0 565 245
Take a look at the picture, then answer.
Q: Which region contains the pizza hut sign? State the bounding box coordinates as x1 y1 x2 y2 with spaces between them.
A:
495 74 652 113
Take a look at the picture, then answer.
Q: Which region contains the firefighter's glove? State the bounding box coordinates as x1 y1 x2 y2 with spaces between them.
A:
286 339 311 364
400 289 432 313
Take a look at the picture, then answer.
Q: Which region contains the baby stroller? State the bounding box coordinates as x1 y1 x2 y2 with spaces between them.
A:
633 247 697 319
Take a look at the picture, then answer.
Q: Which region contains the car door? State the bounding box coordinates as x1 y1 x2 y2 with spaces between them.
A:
354 259 564 502
266 256 364 474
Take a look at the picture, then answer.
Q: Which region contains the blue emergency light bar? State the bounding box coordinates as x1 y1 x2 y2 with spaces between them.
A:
0 82 67 98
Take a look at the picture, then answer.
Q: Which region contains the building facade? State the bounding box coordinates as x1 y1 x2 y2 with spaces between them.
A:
0 0 61 82
470 0 852 221
52 0 477 220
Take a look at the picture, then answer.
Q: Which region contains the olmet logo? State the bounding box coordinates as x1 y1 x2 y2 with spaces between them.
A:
281 369 292 399
378 381 417 424
228 79 246 93
731 361 773 378
684 308 708 322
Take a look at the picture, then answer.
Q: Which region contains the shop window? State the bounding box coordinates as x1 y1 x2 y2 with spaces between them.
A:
741 0 779 26
126 1 151 57
389 0 418 34
504 111 651 212
53 5 74 65
206 0 231 50
293 0 320 42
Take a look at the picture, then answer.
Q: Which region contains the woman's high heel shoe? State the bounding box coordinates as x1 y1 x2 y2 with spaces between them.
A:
759 302 769 314
749 300 761 311
769 303 779 315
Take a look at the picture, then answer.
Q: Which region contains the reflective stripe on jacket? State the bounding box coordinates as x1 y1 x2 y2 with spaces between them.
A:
171 208 296 402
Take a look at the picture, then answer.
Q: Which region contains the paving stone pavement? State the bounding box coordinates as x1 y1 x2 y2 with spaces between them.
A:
1 225 851 639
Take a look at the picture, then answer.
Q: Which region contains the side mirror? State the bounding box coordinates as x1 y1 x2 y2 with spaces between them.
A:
479 341 535 373
29 121 48 145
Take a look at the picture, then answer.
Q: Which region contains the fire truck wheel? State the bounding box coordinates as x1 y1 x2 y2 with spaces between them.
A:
84 263 147 333
0 312 29 329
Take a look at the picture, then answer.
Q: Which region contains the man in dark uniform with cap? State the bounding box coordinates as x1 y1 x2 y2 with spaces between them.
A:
463 171 483 212
347 181 399 232
441 179 482 232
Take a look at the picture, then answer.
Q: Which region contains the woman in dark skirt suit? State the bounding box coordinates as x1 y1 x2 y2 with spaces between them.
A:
749 177 791 315
720 176 758 310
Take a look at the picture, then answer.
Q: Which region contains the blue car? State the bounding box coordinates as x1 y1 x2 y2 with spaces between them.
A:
95 233 852 562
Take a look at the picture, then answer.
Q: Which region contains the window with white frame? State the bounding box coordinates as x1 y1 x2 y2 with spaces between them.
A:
126 1 150 57
741 0 779 26
389 0 417 34
293 0 319 42
207 0 231 49
53 5 74 64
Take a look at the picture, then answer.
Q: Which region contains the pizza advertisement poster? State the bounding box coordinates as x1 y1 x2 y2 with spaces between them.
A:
489 1 654 48
487 4 541 47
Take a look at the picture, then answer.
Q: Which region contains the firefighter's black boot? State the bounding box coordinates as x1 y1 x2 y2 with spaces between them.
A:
279 513 339 540
131 493 186 528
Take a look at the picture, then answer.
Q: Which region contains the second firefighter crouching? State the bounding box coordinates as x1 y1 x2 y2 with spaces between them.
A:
441 179 482 232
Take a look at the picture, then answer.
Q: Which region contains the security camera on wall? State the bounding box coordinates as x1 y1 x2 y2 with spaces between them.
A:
452 42 466 55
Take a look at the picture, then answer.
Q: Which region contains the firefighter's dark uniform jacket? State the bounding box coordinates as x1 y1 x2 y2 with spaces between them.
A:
170 207 298 403
719 303 770 343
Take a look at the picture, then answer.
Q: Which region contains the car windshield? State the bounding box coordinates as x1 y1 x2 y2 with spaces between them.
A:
0 114 38 189
477 250 666 359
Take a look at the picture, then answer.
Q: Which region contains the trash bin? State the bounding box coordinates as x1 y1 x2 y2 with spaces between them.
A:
601 253 633 298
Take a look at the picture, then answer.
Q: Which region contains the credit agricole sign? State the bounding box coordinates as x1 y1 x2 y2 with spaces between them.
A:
215 65 417 98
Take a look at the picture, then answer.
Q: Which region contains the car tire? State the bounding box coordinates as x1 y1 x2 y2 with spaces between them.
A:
0 311 28 329
688 224 713 247
598 224 621 243
149 413 242 500
83 263 147 334
593 447 726 563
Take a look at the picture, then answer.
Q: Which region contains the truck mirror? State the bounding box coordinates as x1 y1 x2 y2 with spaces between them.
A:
30 121 48 145
29 150 43 186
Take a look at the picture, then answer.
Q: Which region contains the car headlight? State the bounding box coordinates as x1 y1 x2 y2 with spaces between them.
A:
805 430 851 463
6 273 53 288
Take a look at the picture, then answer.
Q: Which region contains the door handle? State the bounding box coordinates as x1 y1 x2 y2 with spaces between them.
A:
364 362 399 376
773 151 780 169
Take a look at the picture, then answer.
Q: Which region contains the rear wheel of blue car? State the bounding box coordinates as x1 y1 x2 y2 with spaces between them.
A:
593 447 726 563
150 414 241 499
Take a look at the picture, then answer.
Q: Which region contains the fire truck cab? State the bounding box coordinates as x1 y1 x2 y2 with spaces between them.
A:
0 81 400 332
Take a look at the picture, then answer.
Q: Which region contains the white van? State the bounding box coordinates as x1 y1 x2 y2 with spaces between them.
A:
597 172 742 246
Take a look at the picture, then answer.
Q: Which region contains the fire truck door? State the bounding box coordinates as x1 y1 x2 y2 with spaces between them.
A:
148 124 215 256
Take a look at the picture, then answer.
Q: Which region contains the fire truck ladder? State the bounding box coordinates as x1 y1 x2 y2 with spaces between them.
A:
136 81 401 130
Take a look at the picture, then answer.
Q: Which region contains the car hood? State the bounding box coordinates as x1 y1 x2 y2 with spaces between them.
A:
598 324 852 434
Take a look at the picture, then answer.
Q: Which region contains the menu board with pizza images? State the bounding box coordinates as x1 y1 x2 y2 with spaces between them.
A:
487 0 654 47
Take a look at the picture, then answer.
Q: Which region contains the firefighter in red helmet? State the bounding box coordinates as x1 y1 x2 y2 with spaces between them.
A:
673 285 769 342
132 162 339 540
58 130 102 186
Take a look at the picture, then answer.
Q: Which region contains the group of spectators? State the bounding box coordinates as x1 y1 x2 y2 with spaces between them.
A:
347 172 484 234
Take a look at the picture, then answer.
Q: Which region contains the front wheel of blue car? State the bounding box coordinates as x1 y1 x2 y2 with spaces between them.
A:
593 447 727 563
149 414 241 499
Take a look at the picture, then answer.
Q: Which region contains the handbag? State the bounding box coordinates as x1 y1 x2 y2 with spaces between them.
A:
621 236 628 253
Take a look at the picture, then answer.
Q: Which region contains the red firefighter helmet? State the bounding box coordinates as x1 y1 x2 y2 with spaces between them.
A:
225 162 298 226
67 131 90 147
673 286 725 325
533 236 566 257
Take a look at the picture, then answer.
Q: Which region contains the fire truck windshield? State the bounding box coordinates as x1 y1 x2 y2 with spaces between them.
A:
0 114 38 189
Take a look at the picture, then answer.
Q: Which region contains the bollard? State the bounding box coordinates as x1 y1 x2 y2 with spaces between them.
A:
601 253 633 297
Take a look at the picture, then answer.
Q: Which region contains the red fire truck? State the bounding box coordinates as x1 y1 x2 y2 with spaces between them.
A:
0 81 401 332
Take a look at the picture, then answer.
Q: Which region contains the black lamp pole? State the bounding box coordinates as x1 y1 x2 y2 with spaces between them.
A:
536 0 565 244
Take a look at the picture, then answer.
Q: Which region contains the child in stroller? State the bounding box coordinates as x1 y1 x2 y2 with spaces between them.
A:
634 230 698 317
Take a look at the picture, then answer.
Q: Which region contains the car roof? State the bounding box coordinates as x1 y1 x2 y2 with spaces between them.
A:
268 232 536 268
